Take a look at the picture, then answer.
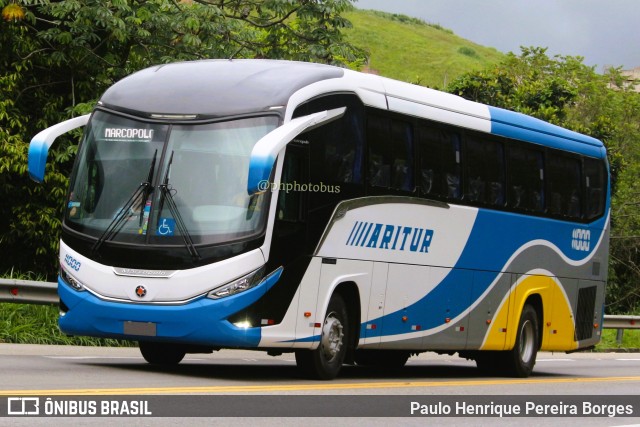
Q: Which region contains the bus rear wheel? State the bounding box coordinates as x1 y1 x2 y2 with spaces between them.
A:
503 304 539 377
139 341 186 365
295 294 349 380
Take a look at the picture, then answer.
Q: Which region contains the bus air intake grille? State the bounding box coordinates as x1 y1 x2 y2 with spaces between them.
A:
575 286 597 341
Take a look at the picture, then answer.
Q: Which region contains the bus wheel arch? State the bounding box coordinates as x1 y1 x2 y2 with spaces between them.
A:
332 281 361 365
295 282 360 379
475 295 543 377
525 293 544 351
504 298 541 377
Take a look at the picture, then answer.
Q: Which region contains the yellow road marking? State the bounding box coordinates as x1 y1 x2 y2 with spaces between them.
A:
2 376 640 396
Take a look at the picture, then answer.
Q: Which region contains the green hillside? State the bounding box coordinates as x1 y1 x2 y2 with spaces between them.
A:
343 9 505 88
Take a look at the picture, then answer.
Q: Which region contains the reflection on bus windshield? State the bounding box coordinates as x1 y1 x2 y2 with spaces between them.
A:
67 111 278 245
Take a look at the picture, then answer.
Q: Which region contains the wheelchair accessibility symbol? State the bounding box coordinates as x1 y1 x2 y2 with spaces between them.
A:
158 218 175 236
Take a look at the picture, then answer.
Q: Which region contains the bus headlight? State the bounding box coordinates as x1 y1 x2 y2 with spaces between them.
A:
59 266 85 292
207 267 265 300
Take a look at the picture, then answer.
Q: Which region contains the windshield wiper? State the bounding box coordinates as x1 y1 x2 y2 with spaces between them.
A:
158 151 201 260
92 150 157 255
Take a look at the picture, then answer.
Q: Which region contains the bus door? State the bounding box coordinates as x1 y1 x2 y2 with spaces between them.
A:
261 143 310 326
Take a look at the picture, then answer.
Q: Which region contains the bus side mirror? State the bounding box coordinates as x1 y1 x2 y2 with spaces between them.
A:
28 114 90 183
247 107 345 195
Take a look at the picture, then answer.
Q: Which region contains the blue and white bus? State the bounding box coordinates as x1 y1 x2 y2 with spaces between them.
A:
29 60 610 379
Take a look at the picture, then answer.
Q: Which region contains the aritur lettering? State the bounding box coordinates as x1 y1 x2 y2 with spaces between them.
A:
347 221 434 253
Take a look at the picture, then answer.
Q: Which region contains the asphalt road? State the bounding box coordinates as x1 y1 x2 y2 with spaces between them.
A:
1 344 639 426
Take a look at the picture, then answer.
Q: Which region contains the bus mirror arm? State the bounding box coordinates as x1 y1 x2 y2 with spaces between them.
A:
28 114 90 183
246 107 346 195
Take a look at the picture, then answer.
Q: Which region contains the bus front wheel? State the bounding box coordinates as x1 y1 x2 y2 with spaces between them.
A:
139 341 186 366
295 294 349 380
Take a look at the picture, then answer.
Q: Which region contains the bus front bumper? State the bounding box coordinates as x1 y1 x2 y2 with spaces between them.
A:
57 278 268 348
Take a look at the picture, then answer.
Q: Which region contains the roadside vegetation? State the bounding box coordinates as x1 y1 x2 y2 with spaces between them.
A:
598 328 640 351
0 303 135 346
342 9 504 88
0 271 132 346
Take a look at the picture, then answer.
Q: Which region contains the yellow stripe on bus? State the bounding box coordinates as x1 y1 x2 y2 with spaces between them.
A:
481 275 578 352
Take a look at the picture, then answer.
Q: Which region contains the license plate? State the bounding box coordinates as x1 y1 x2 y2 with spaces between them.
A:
123 321 157 336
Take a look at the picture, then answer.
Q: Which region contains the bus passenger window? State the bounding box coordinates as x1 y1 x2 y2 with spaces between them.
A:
547 153 582 219
468 176 485 202
417 125 461 200
446 172 461 199
367 113 413 193
465 137 505 206
367 115 391 188
293 94 365 187
584 157 606 219
507 146 544 212
391 120 413 192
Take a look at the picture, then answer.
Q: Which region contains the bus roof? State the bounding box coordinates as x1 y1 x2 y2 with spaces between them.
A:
488 105 604 151
99 59 604 156
99 59 344 118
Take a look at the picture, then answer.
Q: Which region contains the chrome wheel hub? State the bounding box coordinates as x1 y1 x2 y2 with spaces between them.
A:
320 312 344 362
519 319 534 363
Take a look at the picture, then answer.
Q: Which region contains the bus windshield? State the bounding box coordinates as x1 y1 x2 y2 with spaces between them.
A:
66 110 278 246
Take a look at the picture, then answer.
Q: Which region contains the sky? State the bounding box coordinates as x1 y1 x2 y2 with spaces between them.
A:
354 0 640 71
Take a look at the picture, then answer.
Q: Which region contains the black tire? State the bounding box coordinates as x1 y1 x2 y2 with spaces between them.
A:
502 304 539 377
139 341 186 365
354 350 410 369
295 294 349 380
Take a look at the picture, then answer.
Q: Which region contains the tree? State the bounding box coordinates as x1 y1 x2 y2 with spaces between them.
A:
0 0 365 277
447 47 640 313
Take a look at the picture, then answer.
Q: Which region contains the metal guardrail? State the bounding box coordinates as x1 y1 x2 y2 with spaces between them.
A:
0 278 58 305
603 314 640 345
0 278 638 342
603 315 640 329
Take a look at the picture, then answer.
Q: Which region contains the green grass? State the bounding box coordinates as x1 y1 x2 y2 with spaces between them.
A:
596 328 640 351
0 270 133 346
343 9 504 88
0 303 135 346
